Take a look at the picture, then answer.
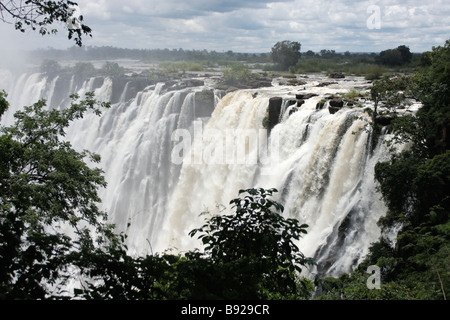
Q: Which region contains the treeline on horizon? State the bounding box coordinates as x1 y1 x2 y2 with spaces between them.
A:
29 44 421 66
29 43 425 84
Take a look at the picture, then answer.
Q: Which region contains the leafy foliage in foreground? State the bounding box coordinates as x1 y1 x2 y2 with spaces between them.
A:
190 188 314 299
77 188 314 300
0 0 92 46
0 91 112 299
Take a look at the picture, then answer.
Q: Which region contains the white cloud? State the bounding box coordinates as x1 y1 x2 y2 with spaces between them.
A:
1 0 449 52
122 6 134 14
83 1 112 20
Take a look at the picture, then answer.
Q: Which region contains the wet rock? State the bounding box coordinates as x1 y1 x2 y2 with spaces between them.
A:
185 79 205 87
289 106 299 116
268 97 283 131
248 78 273 88
329 72 345 79
287 78 307 86
329 97 344 108
216 78 273 90
316 101 326 110
375 114 396 126
164 78 205 91
194 90 215 118
328 106 340 114
296 93 318 100
316 81 338 87
328 98 344 114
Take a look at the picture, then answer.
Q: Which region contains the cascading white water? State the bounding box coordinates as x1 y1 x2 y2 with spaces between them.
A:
160 84 391 278
1 68 390 278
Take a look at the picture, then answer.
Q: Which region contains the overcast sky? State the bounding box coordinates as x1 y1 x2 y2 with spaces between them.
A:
1 0 449 53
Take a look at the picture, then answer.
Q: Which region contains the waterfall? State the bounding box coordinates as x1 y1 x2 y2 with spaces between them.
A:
1 69 389 278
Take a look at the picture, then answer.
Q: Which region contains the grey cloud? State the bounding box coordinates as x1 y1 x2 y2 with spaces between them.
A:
189 0 293 13
2 0 448 52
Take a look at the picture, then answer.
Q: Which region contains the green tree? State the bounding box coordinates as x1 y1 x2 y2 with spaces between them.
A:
0 0 92 46
317 268 416 300
397 45 413 64
374 40 450 235
101 62 125 79
71 229 173 300
370 75 412 116
271 40 301 71
376 45 413 66
317 40 450 301
368 75 415 150
414 40 450 155
319 49 337 59
73 188 315 300
0 91 112 299
222 62 251 85
370 40 450 299
72 62 97 79
40 59 62 74
377 49 403 66
189 188 314 299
